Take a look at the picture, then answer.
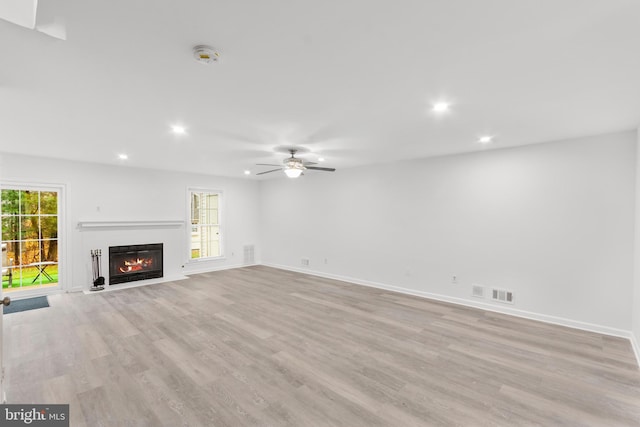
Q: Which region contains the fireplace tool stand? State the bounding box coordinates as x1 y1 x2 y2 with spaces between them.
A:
91 249 105 291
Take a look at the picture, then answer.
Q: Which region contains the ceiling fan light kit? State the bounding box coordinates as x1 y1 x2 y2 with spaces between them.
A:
256 149 336 178
284 157 305 178
284 167 304 178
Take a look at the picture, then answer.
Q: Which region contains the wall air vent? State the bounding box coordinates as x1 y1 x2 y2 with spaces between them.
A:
491 288 514 304
472 284 485 298
243 245 255 265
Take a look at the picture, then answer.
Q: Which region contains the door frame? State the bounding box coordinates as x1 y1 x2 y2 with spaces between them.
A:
185 187 225 263
0 181 67 296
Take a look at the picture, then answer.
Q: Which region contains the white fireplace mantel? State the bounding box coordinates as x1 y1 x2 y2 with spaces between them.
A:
77 220 185 230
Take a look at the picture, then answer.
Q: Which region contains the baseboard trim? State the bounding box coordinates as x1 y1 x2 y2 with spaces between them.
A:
183 262 257 276
263 262 636 345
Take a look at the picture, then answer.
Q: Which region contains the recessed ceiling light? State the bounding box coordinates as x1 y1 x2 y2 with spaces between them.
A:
171 125 186 135
478 135 494 144
432 102 450 113
244 170 251 175
318 157 325 162
118 154 128 160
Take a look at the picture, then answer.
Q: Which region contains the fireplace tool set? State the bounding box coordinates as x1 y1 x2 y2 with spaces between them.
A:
91 249 105 291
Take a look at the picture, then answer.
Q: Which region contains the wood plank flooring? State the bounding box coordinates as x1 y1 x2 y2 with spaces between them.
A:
4 266 640 426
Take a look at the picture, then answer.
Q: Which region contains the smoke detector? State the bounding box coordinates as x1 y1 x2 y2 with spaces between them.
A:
193 45 220 64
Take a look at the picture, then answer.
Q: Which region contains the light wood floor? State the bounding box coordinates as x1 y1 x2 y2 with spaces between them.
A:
4 266 640 426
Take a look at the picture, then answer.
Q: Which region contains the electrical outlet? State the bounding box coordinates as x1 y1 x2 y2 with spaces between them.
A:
451 275 458 284
301 258 310 267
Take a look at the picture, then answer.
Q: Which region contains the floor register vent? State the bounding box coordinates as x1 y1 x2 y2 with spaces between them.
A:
492 288 514 304
243 245 255 265
472 284 485 298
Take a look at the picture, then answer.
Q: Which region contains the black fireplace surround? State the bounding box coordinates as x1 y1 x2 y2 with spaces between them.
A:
109 243 163 285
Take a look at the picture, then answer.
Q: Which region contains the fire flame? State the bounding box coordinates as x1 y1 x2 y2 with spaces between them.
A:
119 257 153 273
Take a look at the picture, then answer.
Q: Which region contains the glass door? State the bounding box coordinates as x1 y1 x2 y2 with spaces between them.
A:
1 188 60 293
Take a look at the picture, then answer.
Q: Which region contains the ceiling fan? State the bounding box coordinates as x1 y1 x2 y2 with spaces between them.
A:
256 149 336 178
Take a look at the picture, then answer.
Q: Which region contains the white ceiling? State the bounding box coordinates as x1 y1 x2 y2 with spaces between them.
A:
1 0 639 179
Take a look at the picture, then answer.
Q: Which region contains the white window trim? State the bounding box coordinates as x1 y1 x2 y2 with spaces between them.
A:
185 187 225 263
0 180 67 294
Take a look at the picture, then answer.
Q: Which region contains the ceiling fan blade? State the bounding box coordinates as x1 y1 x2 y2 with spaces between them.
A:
256 168 283 175
305 166 336 172
256 163 282 166
303 162 318 166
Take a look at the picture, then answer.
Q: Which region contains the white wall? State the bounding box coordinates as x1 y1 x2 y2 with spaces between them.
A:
260 131 637 334
1 131 637 338
0 153 261 291
633 128 640 358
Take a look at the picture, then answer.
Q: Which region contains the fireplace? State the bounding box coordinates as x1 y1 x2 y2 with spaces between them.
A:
109 243 163 285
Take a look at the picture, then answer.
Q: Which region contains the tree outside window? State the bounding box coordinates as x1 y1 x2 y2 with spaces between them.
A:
1 189 59 289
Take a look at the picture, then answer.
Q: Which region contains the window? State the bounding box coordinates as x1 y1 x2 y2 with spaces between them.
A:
1 188 60 291
189 189 222 259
